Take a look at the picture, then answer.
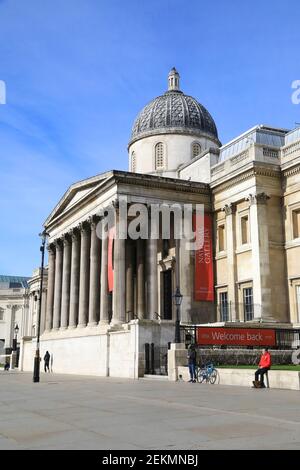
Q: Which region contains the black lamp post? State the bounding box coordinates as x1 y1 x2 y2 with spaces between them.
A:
174 286 183 343
33 230 49 383
13 323 19 351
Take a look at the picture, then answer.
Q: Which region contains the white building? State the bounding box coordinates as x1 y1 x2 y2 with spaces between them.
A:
20 68 300 377
0 275 30 357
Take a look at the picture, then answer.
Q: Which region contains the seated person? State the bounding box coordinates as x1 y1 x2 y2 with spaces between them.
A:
253 347 271 388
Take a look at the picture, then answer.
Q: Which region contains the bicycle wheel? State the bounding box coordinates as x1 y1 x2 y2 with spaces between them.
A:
198 370 207 383
209 369 218 384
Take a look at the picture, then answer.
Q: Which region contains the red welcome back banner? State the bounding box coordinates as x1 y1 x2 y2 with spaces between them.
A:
197 327 276 346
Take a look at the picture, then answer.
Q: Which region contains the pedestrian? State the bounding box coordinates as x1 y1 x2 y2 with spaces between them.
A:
252 347 271 388
187 344 197 383
4 360 10 371
44 351 50 373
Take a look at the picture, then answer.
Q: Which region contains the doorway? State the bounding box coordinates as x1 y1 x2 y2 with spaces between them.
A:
162 270 172 320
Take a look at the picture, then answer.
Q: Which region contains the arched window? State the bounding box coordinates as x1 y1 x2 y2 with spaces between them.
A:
0 308 4 321
192 142 201 158
131 151 136 172
155 142 164 169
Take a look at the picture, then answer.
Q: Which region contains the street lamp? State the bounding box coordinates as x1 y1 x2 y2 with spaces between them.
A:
33 229 49 383
13 323 19 351
174 286 183 343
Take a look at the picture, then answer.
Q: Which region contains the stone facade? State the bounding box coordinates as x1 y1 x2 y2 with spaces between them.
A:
20 70 300 378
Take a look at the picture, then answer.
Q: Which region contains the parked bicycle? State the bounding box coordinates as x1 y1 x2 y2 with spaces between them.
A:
196 363 218 384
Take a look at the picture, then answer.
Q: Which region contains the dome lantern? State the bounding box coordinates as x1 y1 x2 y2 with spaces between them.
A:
168 67 180 91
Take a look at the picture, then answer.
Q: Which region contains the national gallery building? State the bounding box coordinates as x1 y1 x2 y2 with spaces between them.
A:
20 69 300 377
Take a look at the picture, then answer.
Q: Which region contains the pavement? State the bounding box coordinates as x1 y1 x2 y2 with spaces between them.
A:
0 371 300 450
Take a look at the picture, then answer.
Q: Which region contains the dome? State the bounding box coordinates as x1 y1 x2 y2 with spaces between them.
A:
129 68 219 145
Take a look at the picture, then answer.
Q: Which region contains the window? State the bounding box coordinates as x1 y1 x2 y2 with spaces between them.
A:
218 224 225 252
131 151 136 172
243 287 253 321
192 142 201 158
219 292 229 322
155 142 164 169
0 308 4 321
292 209 300 239
241 215 249 245
162 239 169 259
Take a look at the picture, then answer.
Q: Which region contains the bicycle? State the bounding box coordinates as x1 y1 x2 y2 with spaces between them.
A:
196 363 218 384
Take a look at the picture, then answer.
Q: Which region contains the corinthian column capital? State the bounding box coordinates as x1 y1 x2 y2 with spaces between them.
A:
47 243 55 255
222 203 236 216
54 238 62 251
247 192 270 205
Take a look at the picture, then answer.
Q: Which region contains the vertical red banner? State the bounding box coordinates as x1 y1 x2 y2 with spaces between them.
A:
194 213 214 301
108 226 115 292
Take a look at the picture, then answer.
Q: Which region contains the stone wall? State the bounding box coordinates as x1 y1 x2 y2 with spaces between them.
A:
20 320 175 379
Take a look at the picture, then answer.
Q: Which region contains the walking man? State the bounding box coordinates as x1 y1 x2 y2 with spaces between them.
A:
44 351 50 373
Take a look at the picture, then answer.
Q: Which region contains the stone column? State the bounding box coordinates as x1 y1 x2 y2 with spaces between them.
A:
222 203 238 321
147 223 158 320
111 210 126 326
248 193 272 320
4 305 14 351
136 238 145 319
88 217 101 326
52 239 63 330
78 222 91 327
60 235 72 329
69 229 80 328
45 244 55 331
126 239 134 321
99 223 109 325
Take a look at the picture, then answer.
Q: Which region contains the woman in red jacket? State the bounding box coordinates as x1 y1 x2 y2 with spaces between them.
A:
252 348 271 388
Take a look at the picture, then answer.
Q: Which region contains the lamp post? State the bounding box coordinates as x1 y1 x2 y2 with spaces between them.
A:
13 323 19 351
33 230 49 383
174 286 183 343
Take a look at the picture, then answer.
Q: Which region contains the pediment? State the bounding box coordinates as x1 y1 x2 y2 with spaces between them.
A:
44 171 113 226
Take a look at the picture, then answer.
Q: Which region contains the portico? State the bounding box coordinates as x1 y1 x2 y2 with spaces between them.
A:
20 170 211 377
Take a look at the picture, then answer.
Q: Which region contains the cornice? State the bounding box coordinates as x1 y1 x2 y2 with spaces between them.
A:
211 164 281 194
282 162 300 178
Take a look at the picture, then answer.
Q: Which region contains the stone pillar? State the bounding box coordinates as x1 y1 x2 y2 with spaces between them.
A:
126 239 134 321
111 211 126 326
248 193 272 320
69 229 80 328
60 235 72 329
99 223 109 325
45 244 55 331
223 203 238 321
78 222 91 327
88 217 101 326
4 305 14 351
136 238 145 319
147 225 158 320
52 239 63 330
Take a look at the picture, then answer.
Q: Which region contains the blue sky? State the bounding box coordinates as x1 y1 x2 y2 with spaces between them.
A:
0 0 299 275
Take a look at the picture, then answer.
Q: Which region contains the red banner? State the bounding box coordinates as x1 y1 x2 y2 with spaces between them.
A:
108 227 115 292
196 327 276 346
194 213 214 301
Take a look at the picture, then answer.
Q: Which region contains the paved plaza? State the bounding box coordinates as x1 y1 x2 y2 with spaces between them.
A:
0 371 300 450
